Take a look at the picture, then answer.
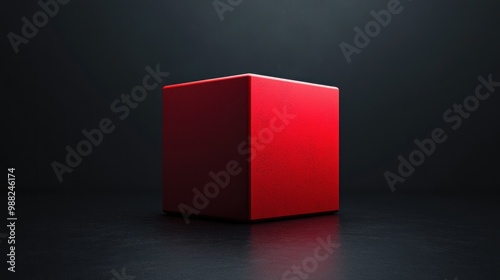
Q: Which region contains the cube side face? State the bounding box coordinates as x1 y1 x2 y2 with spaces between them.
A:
249 76 339 220
162 76 250 221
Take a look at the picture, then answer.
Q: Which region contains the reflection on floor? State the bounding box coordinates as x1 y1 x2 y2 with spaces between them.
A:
12 190 500 279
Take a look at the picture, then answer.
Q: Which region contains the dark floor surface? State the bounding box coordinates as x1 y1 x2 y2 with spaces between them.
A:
2 190 499 279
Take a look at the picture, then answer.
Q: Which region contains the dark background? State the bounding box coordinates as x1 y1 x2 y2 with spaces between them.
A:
4 0 500 192
2 0 500 279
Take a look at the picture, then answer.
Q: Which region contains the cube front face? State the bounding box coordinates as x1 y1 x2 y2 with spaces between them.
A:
163 76 250 221
249 76 339 220
163 74 339 222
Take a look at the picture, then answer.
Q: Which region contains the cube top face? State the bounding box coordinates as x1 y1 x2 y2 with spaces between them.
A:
163 74 339 222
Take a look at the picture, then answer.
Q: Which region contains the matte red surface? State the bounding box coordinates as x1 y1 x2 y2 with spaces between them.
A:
163 74 339 221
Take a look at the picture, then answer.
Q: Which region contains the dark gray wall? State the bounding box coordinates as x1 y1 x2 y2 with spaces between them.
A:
4 0 500 192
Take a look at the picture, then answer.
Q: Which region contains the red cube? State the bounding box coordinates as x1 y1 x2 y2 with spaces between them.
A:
162 74 339 223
